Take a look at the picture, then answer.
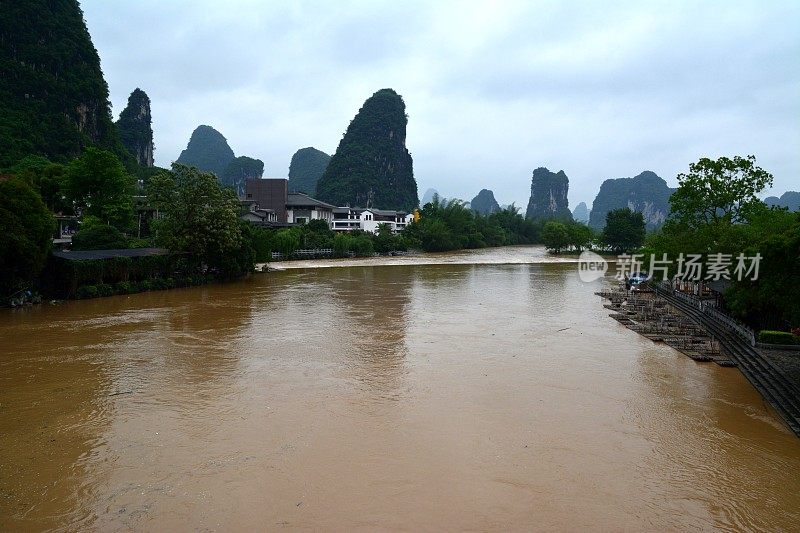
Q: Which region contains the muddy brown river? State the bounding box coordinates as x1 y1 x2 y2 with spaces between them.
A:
1 246 798 531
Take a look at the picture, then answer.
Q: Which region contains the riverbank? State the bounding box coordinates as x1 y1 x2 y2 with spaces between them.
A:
598 282 800 436
257 244 582 270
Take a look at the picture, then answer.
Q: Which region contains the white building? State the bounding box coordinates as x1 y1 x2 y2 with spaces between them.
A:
286 193 335 225
332 207 414 234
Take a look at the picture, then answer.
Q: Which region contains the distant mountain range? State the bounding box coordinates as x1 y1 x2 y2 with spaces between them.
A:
764 191 800 211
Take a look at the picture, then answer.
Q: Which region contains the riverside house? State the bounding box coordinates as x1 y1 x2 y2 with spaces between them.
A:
243 177 413 234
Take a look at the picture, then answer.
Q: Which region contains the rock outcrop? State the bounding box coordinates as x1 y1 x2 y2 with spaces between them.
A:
470 189 501 215
525 167 573 221
176 125 235 178
288 147 330 194
222 156 264 196
316 89 419 211
765 191 800 211
0 0 124 167
572 201 590 223
588 171 673 230
116 88 154 167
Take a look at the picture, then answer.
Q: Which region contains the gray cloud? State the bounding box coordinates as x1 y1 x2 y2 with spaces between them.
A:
82 0 800 209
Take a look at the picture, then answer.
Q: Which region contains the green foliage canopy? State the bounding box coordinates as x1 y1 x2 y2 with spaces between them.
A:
66 148 134 230
0 177 55 297
602 208 646 253
669 155 773 228
71 223 128 250
147 164 249 277
0 0 128 168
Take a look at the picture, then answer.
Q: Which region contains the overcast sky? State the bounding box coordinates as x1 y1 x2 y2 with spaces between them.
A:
82 0 799 209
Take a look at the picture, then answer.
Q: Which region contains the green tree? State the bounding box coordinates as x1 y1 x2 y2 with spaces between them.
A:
10 155 70 213
71 223 128 250
274 229 300 257
602 208 645 253
0 177 55 297
147 164 249 276
352 234 375 256
66 148 134 229
373 223 396 253
333 233 353 257
669 155 773 228
567 223 594 252
541 221 570 253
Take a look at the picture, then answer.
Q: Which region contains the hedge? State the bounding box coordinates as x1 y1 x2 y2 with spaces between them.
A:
758 330 800 345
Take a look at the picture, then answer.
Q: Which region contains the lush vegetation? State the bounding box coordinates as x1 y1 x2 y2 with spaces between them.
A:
540 221 595 253
288 147 331 195
402 198 538 252
646 155 799 331
0 3 262 303
247 219 402 261
602 208 646 253
316 89 419 211
758 330 800 345
71 222 128 250
0 177 55 298
0 0 129 168
147 164 254 278
66 147 135 230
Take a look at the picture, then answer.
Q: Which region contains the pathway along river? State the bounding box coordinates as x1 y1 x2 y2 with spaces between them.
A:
1 246 798 530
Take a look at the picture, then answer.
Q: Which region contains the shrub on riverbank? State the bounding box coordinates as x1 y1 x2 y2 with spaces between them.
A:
403 198 547 252
758 331 800 345
73 275 218 300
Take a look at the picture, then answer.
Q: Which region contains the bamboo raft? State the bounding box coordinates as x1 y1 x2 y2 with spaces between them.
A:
597 286 733 367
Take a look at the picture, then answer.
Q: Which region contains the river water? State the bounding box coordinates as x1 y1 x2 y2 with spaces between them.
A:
1 246 798 531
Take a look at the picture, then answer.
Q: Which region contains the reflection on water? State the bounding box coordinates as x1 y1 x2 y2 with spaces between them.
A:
1 246 798 530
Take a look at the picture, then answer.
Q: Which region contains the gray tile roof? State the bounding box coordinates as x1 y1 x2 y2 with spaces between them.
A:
286 193 336 209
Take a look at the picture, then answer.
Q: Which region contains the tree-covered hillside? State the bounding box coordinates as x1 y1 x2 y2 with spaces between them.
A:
0 0 124 168
116 88 154 167
589 171 673 230
222 156 264 196
288 147 330 194
316 89 419 211
176 125 235 178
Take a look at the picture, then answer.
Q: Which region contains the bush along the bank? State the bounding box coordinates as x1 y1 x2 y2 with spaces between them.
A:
403 198 546 253
758 330 800 345
73 275 218 300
